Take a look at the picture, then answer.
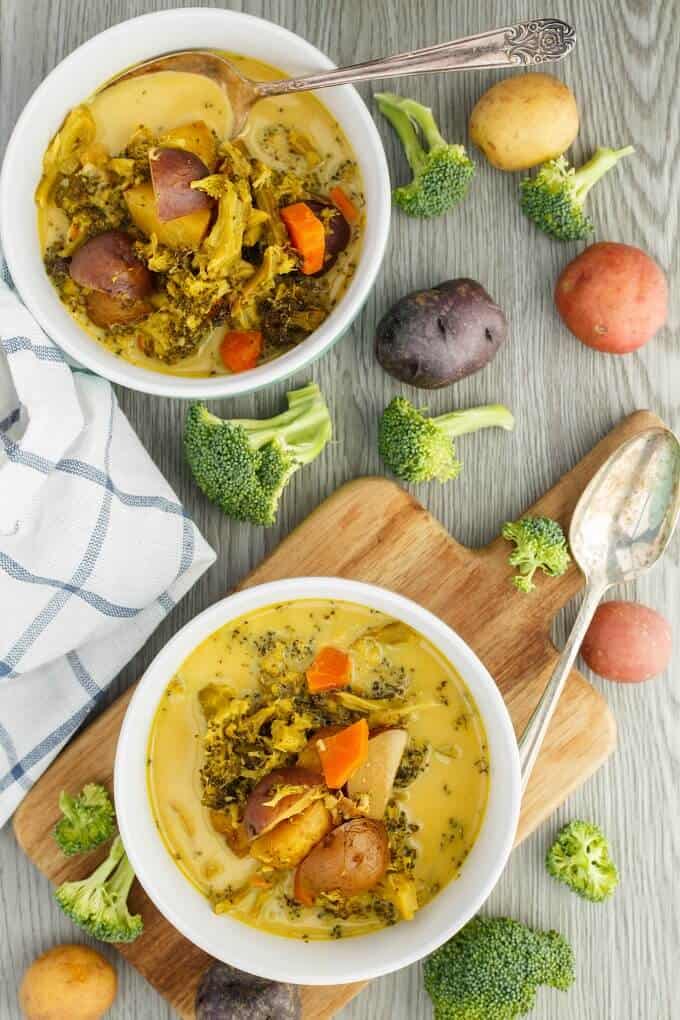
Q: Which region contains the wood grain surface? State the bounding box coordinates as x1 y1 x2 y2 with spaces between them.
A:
1 2 678 1019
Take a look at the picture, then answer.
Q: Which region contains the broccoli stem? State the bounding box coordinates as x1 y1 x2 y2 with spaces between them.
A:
375 93 428 174
204 383 329 455
433 404 516 439
390 97 447 152
81 836 124 889
107 853 136 901
573 145 635 204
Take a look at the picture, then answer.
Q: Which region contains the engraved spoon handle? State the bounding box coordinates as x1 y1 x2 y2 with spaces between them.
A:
255 19 576 97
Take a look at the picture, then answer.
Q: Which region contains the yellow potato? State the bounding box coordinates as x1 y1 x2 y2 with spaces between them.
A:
469 72 579 171
159 120 218 171
19 944 117 1020
124 182 211 250
250 799 331 869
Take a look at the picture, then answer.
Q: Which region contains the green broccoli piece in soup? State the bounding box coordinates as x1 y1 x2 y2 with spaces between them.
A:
375 92 475 218
424 915 574 1020
519 147 634 241
546 820 619 902
502 516 570 593
55 835 143 943
184 382 332 526
378 396 514 484
53 783 116 856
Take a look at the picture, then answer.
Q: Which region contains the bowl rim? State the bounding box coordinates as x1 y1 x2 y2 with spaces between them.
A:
114 577 521 985
0 7 391 399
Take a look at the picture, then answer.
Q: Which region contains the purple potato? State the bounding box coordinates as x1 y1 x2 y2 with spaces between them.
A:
195 962 301 1020
70 230 152 299
149 146 213 221
375 278 508 389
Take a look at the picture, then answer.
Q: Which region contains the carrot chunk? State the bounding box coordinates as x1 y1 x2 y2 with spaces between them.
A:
219 330 263 373
317 719 369 788
280 202 326 274
306 646 352 693
329 186 359 223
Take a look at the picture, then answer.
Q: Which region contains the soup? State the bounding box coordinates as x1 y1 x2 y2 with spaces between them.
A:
147 599 489 941
36 54 364 377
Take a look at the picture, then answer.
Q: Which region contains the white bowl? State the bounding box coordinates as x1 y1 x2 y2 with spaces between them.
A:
0 9 391 399
114 578 521 985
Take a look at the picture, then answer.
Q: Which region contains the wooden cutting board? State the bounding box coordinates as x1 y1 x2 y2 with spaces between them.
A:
15 411 661 1019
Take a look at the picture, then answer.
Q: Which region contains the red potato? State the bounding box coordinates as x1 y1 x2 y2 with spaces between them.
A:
242 767 325 840
149 146 213 221
581 601 672 682
293 817 389 905
70 231 152 299
85 291 150 328
555 242 668 353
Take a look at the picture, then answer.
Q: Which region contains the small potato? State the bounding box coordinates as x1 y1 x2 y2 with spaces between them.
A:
70 231 152 300
125 182 212 251
347 729 408 819
19 944 117 1020
293 818 388 905
250 799 332 869
469 72 579 171
243 767 324 840
85 291 150 328
159 120 218 171
581 601 672 683
555 242 668 353
149 146 213 221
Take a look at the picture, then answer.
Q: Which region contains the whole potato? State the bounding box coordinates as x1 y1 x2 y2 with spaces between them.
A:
293 818 388 905
555 242 668 353
469 72 579 171
581 601 672 682
375 278 508 388
19 944 116 1020
70 231 152 300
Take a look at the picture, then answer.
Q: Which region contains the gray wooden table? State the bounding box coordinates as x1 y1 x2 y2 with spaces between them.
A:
1 1 678 1017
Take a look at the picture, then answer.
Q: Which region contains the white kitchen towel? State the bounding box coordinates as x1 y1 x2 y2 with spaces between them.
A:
0 251 216 826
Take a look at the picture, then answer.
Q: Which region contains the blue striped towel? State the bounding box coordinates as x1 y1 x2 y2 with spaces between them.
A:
0 251 216 826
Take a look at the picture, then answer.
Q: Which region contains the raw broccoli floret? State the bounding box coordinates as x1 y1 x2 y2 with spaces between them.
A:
502 516 570 593
378 396 514 483
375 92 475 217
184 382 332 526
546 820 619 902
519 147 634 241
424 915 574 1020
53 783 116 856
55 835 143 943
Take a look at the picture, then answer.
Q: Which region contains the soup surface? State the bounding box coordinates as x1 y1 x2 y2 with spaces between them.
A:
147 599 489 940
36 54 364 376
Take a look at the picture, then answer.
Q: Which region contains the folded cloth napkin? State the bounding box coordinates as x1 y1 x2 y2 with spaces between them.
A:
0 251 216 826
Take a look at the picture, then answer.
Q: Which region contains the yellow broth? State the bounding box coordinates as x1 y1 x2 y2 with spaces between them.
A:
147 600 489 940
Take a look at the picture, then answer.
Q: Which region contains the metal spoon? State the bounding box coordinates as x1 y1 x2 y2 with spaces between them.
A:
519 426 680 790
102 18 576 138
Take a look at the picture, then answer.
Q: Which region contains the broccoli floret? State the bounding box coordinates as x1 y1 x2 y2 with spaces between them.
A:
519 147 634 241
375 92 475 218
53 783 116 856
424 915 574 1020
502 516 570 593
378 397 514 484
55 835 143 942
184 382 332 526
546 820 619 902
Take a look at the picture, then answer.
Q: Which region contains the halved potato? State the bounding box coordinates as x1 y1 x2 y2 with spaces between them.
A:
294 818 389 905
124 183 212 251
243 767 325 840
149 146 212 221
85 291 150 328
347 729 407 819
250 800 331 869
159 121 218 171
69 230 152 298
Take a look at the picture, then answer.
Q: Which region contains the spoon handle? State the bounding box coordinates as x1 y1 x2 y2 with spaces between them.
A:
256 19 575 97
518 582 604 792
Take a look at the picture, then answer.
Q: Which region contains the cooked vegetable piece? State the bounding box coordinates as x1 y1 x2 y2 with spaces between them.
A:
304 199 351 271
378 396 515 484
581 601 672 682
159 120 218 171
375 278 508 388
149 146 213 221
317 719 369 789
69 230 152 299
296 725 344 771
55 835 143 943
250 799 332 868
387 871 419 921
293 817 389 905
243 767 325 839
36 105 97 208
280 202 326 273
209 810 250 857
219 330 263 372
124 182 212 250
424 916 575 1019
502 516 570 593
86 291 150 328
346 728 407 818
19 944 117 1020
375 92 474 217
195 962 301 1020
546 820 618 902
329 185 359 223
469 72 579 171
53 783 116 856
306 646 352 693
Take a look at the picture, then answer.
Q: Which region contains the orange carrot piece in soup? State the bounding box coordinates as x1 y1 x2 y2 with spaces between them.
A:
317 719 369 789
219 330 263 372
280 202 326 274
306 646 352 693
329 186 359 223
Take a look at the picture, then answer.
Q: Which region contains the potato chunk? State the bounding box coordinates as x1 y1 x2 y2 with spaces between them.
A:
124 182 211 250
347 729 408 819
250 799 332 869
